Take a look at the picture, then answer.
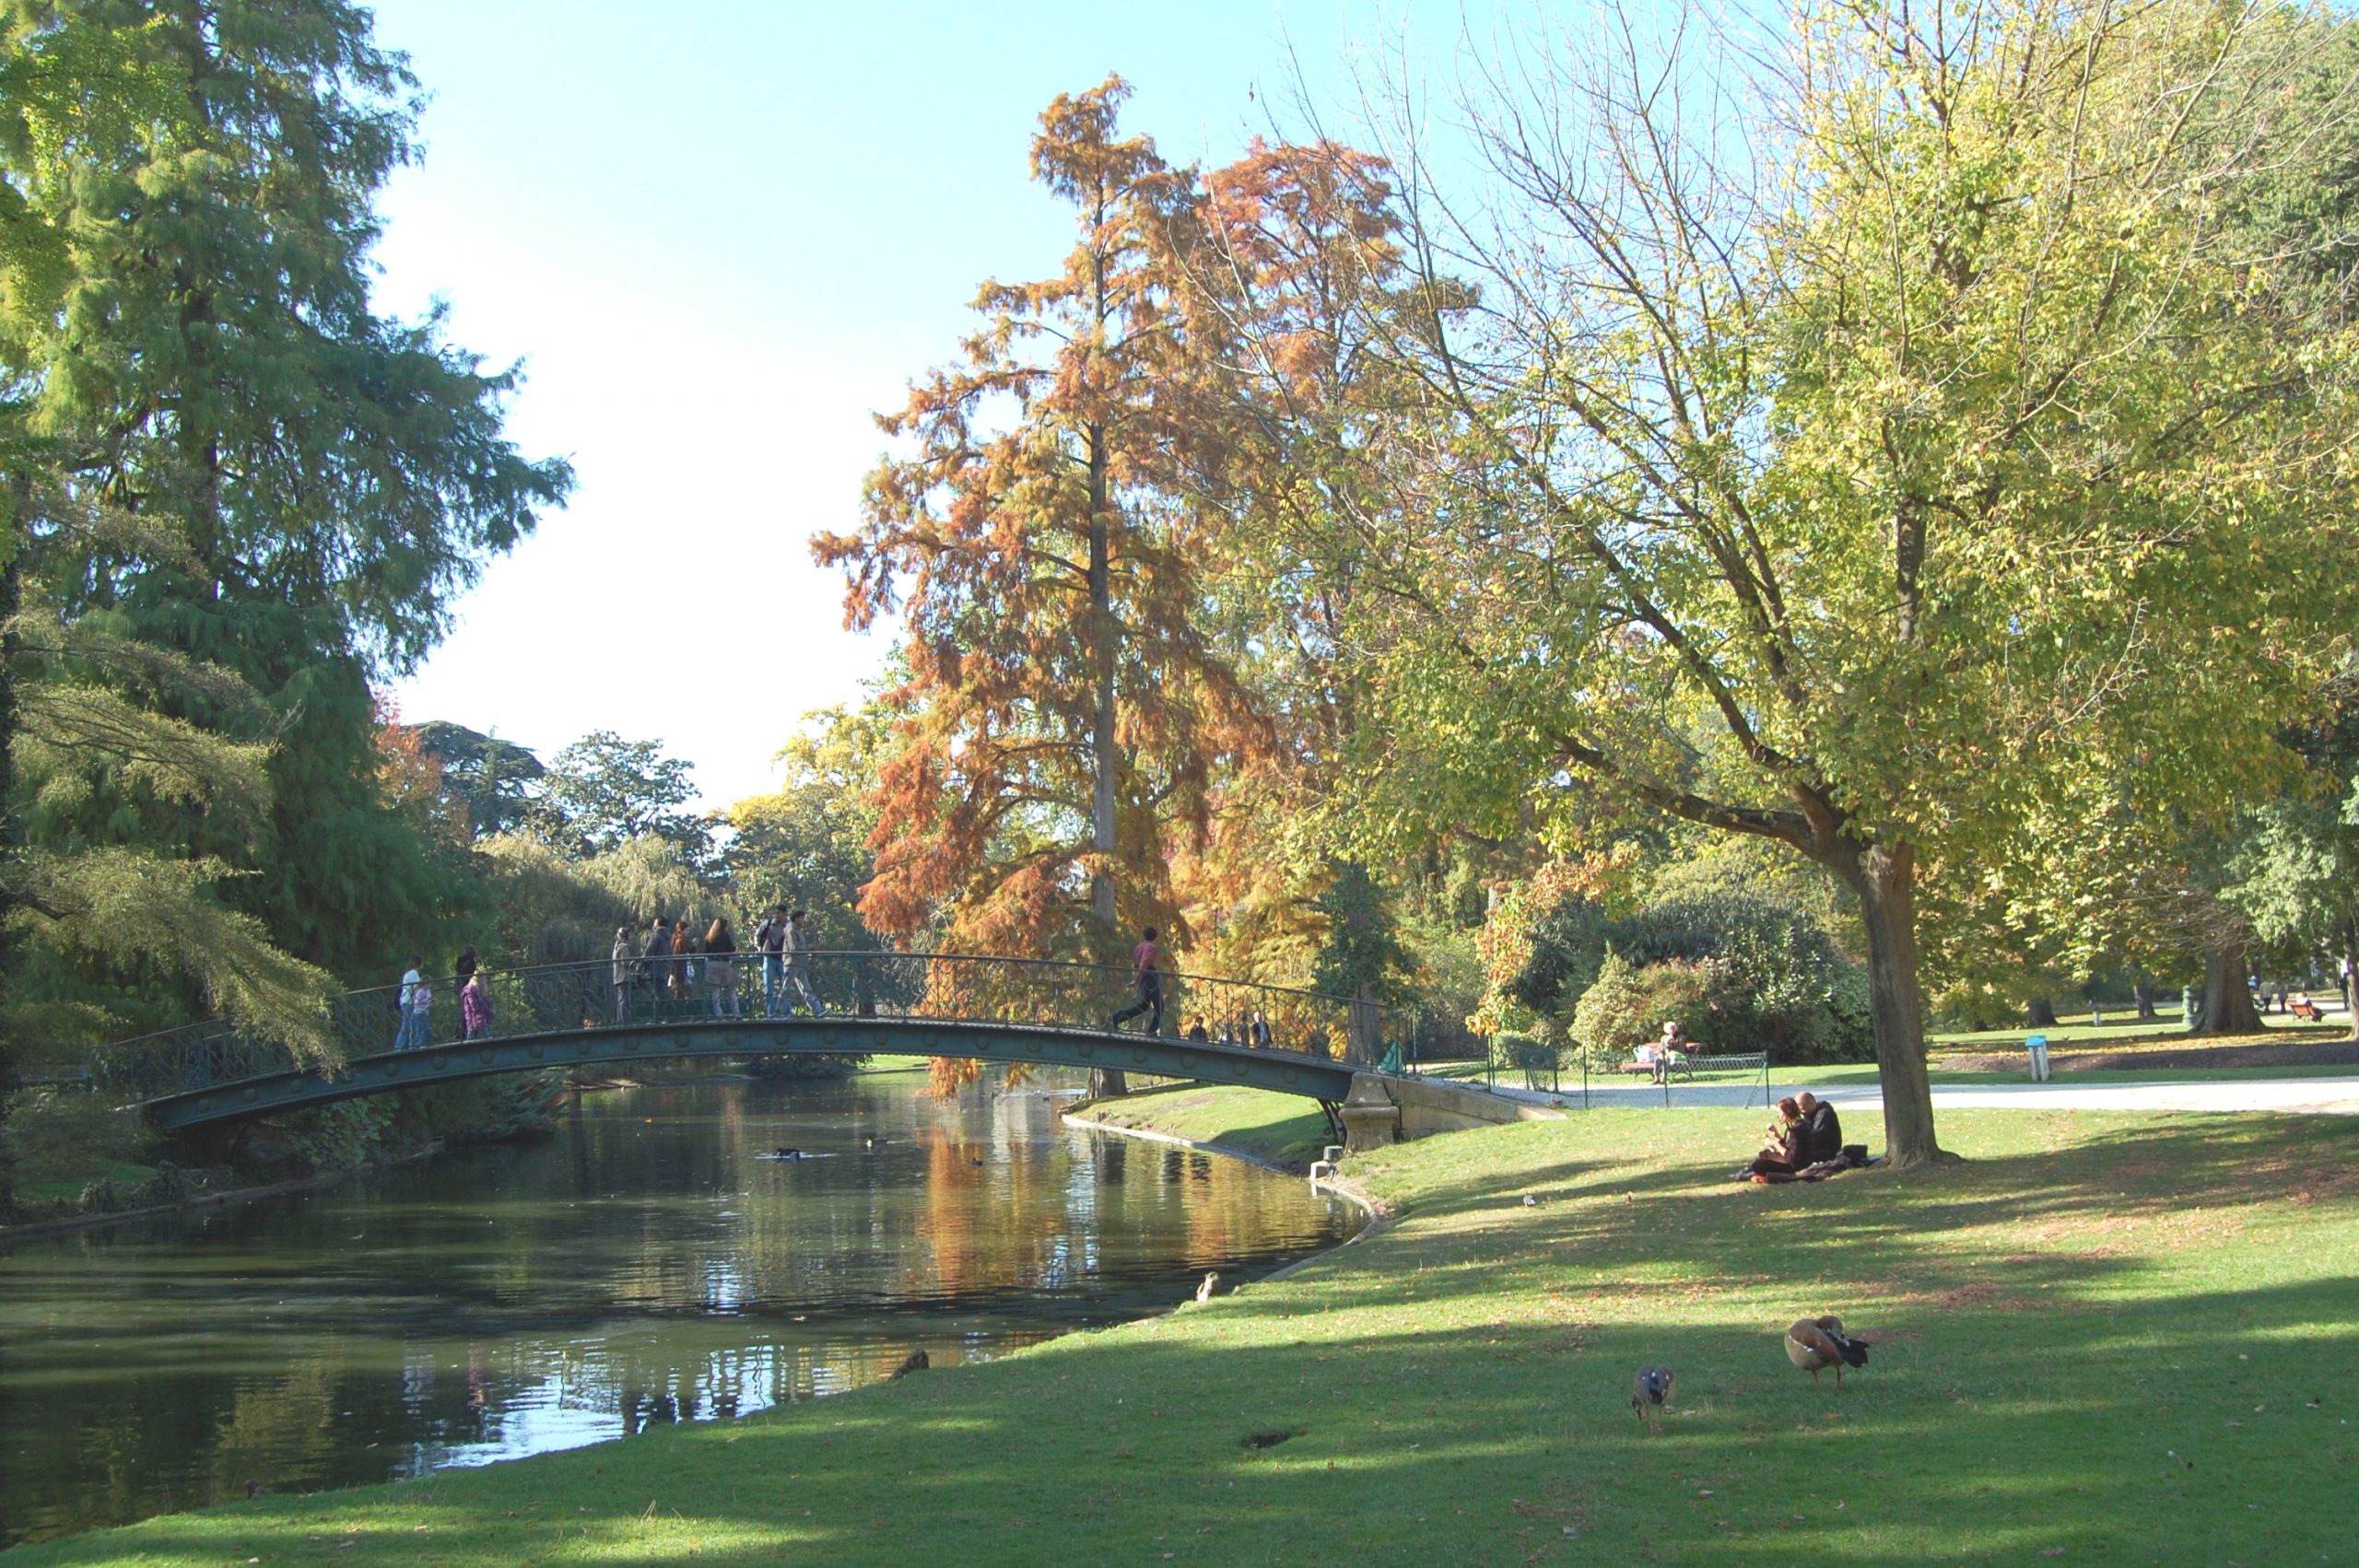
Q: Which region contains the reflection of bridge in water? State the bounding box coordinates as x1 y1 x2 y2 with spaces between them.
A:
91 953 1374 1130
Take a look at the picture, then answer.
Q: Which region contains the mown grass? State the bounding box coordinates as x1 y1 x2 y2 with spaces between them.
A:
9 1102 2356 1565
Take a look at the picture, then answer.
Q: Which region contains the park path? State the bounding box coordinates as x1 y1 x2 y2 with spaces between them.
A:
1478 1074 2359 1116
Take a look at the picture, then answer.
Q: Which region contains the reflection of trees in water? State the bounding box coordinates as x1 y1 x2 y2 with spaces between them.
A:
0 1078 1345 1548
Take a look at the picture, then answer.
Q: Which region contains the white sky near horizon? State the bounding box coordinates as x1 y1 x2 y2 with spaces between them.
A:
374 0 1522 811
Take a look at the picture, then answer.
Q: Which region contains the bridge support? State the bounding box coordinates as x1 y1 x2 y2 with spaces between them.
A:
1342 1071 1570 1152
1341 1075 1402 1152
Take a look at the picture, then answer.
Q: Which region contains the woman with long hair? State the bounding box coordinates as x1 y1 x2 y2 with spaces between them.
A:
705 917 739 1018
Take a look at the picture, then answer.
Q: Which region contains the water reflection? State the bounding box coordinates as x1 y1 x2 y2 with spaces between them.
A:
0 1071 1349 1546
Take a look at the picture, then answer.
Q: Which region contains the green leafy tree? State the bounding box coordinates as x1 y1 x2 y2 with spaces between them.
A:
1225 0 2359 1164
723 705 886 951
534 731 709 868
2224 679 2359 1040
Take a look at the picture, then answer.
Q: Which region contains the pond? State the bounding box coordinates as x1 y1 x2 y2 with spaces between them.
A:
0 1070 1351 1547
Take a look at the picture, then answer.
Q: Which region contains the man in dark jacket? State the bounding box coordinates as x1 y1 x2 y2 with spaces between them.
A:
1793 1093 1843 1166
641 916 673 1017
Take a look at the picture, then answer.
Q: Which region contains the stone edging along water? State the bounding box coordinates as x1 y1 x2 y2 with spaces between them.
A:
1059 1102 1392 1287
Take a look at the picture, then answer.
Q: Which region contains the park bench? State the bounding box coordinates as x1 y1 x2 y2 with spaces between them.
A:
2291 998 2324 1022
1619 1049 1691 1076
1663 1050 1771 1107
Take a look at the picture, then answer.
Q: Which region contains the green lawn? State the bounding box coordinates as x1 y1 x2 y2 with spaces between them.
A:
10 1161 158 1207
11 1100 2356 1565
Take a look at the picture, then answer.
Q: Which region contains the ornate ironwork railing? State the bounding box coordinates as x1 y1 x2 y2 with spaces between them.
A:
88 951 1372 1104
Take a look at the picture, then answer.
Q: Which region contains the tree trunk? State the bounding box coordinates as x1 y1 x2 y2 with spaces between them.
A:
1345 986 1382 1065
2025 997 2059 1029
1085 413 1124 1101
2343 924 2359 1045
1845 841 1949 1168
0 543 19 1204
2192 942 2262 1036
2132 980 2158 1021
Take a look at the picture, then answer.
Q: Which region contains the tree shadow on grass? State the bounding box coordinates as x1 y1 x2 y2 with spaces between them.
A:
27 1261 2356 1568
15 1115 2357 1568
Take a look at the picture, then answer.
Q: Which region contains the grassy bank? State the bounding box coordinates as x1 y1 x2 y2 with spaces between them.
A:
10 1096 2357 1565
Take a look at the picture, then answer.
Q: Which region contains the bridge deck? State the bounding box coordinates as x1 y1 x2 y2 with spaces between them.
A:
140 1016 1363 1129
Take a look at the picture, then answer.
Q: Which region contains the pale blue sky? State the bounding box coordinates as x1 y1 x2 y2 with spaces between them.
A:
376 0 1502 807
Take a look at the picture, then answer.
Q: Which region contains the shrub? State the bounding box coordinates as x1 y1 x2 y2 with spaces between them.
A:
1571 935 1874 1065
1571 954 1742 1056
3 1088 149 1191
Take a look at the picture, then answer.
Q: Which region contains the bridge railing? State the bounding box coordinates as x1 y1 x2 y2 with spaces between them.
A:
87 952 1367 1104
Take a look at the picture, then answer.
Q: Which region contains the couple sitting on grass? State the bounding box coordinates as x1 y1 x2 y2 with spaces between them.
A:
1733 1092 1860 1183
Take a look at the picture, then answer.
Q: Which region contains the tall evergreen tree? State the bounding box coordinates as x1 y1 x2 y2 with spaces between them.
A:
0 2 570 1046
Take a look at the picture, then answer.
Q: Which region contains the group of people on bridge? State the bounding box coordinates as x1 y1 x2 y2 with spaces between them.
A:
387 907 831 1054
608 906 823 1024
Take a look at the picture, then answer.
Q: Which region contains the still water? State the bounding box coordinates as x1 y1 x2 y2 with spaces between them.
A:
0 1071 1351 1547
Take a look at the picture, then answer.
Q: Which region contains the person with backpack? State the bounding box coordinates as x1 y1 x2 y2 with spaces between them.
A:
641 915 674 1018
755 905 789 1017
395 955 432 1051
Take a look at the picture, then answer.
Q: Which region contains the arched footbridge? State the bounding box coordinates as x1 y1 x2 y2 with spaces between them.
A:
89 952 1378 1131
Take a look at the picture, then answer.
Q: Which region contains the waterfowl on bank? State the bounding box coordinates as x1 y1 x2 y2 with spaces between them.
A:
1786 1316 1871 1387
1630 1365 1675 1430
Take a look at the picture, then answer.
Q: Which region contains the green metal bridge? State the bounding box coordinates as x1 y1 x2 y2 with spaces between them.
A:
89 951 1373 1130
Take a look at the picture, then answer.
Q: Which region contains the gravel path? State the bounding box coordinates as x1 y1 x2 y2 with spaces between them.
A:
1478 1075 2359 1116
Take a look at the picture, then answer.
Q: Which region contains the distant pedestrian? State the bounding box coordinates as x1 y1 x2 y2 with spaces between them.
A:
395 955 431 1051
1109 926 1164 1036
781 908 825 1017
757 904 789 1016
1186 1016 1210 1043
461 970 494 1041
454 943 479 994
706 917 740 1018
672 917 697 1004
1250 1010 1272 1047
610 927 634 1022
642 916 674 1016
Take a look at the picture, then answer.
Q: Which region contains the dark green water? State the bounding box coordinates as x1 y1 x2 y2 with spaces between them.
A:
0 1071 1350 1548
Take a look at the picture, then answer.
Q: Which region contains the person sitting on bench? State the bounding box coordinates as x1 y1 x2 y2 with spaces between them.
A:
1647 1020 1687 1084
2292 991 2322 1022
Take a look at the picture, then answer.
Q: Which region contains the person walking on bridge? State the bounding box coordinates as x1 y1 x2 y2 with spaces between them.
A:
610 927 634 1023
756 905 789 1017
395 955 431 1051
1109 926 1164 1036
706 917 740 1017
781 909 826 1018
641 915 674 1019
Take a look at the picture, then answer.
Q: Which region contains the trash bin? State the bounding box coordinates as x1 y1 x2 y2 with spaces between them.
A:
2025 1032 2050 1082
